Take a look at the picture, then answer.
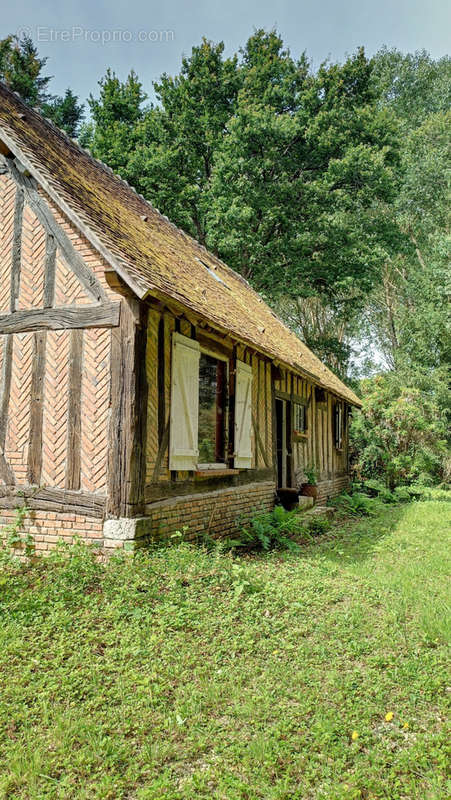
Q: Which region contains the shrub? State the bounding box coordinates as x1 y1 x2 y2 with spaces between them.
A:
350 373 449 489
224 506 305 552
331 491 380 516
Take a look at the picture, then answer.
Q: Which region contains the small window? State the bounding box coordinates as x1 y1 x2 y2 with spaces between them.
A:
198 352 227 465
293 402 307 435
315 387 326 405
334 402 344 450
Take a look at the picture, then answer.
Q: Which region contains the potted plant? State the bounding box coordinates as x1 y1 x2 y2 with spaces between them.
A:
300 464 318 501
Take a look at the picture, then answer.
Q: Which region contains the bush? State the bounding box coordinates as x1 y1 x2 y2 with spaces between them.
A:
331 491 381 516
350 374 449 489
224 506 306 552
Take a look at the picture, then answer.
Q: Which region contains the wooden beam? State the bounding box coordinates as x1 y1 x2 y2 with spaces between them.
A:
0 336 13 449
252 412 270 468
107 299 148 517
151 421 170 484
3 156 107 303
10 187 24 311
0 303 120 334
0 486 106 518
27 331 47 485
43 233 56 308
65 329 83 490
0 336 14 485
157 314 165 446
104 268 135 297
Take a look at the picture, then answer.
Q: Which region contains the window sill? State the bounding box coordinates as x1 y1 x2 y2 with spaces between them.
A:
293 431 308 440
195 468 240 479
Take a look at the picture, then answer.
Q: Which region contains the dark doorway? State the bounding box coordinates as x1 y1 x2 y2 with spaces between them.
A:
275 397 292 489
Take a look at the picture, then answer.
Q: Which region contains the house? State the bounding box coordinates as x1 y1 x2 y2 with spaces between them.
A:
0 83 361 554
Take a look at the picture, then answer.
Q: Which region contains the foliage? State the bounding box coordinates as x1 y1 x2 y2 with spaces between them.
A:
41 88 85 137
331 491 381 516
1 501 34 559
83 33 401 375
350 373 449 488
224 505 304 551
0 502 448 798
79 69 147 174
0 34 51 105
303 463 318 485
0 33 84 139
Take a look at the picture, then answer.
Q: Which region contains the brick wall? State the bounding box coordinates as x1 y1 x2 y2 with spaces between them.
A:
104 481 277 553
316 474 350 505
0 508 103 555
1 481 276 556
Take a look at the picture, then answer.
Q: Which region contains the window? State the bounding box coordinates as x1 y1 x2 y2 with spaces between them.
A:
334 402 344 450
198 352 227 466
293 402 307 435
315 387 326 405
169 333 252 472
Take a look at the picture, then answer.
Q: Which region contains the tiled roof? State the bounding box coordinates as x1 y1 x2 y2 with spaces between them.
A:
0 83 361 406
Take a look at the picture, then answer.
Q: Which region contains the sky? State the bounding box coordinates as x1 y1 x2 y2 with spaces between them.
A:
2 0 450 104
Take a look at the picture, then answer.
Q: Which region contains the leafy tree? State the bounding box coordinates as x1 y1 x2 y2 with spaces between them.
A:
42 88 84 137
0 33 51 106
80 70 147 174
371 47 451 128
85 34 401 317
350 374 448 488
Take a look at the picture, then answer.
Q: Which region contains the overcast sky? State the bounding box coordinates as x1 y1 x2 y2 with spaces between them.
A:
2 0 450 103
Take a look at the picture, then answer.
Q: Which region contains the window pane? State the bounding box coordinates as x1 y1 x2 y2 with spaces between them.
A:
198 353 226 463
293 402 306 432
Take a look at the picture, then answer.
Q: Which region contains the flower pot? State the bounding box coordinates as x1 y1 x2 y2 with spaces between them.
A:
300 483 318 502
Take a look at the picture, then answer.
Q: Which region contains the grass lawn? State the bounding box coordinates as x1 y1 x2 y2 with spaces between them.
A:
0 500 449 799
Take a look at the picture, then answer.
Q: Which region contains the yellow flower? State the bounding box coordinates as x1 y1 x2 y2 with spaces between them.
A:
403 722 409 730
272 650 279 655
385 711 394 722
351 730 359 741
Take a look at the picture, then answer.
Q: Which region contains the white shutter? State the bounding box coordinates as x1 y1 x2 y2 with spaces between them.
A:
234 360 253 468
169 333 200 471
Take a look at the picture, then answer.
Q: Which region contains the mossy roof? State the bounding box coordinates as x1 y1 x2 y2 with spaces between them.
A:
0 83 361 406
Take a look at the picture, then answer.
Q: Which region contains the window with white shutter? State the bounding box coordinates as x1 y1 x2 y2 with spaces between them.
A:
234 360 253 468
169 333 200 471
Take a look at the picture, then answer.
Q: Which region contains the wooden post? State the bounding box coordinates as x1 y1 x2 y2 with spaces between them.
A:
107 297 148 517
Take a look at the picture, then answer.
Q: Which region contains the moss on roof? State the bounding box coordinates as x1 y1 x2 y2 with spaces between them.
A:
0 83 361 406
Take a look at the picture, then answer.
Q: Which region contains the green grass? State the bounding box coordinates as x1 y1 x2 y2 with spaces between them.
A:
0 501 449 799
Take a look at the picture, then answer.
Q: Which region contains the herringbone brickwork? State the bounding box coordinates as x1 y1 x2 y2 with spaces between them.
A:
17 204 46 310
41 331 70 489
80 329 110 494
54 251 91 306
0 175 15 312
5 333 34 483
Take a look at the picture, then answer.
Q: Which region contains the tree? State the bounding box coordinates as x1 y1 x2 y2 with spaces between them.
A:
350 373 448 488
80 69 147 175
127 39 240 243
371 47 451 128
0 34 51 106
42 88 84 137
